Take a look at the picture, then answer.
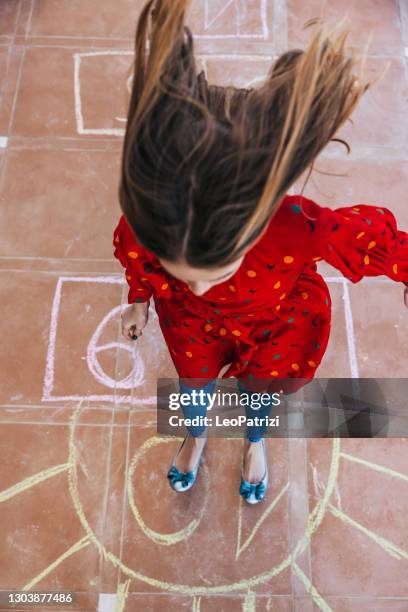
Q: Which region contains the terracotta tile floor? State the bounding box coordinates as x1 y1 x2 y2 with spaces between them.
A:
0 1 408 611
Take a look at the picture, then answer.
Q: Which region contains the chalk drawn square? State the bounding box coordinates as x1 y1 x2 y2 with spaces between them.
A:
189 0 268 39
42 276 176 405
74 51 133 136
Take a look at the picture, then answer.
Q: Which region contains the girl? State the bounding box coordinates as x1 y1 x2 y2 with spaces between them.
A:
113 0 408 504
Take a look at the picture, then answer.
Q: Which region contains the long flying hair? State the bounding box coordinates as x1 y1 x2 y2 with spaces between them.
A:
119 0 381 267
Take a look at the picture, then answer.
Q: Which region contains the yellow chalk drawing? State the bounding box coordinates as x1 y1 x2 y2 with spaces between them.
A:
242 590 256 611
235 482 290 559
115 578 131 612
22 535 92 591
66 401 341 595
127 436 210 546
292 562 332 611
192 596 201 611
327 502 408 561
340 451 408 483
0 463 70 503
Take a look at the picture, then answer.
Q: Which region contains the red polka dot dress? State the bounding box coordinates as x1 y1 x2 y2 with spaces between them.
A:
113 194 408 393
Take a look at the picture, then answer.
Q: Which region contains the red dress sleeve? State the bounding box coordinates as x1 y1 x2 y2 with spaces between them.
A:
283 195 408 284
112 215 153 304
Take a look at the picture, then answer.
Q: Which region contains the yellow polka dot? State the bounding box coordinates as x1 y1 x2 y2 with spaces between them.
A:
161 283 169 290
247 270 257 277
368 241 376 250
219 327 227 336
275 304 281 311
219 297 227 301
284 255 294 264
308 360 317 367
229 285 236 292
204 324 213 332
248 314 255 317
137 288 144 292
356 231 365 239
126 274 132 281
186 351 193 358
312 256 322 261
141 277 147 281
301 292 308 300
352 207 360 211
127 251 138 259
363 255 370 265
279 293 286 300
273 280 281 289
232 330 241 337
114 235 120 243
291 363 300 371
270 371 279 377
393 263 398 274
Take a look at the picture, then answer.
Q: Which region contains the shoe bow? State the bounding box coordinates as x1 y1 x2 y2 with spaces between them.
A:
239 479 266 501
167 465 195 489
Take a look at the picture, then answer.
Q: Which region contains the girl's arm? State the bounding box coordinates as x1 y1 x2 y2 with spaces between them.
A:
112 215 153 305
285 196 408 286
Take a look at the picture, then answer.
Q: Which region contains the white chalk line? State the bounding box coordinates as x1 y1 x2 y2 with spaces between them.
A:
203 0 268 39
204 0 235 31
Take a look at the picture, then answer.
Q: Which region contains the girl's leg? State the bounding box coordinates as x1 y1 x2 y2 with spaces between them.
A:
237 380 274 442
178 378 217 438
237 380 274 483
174 378 217 473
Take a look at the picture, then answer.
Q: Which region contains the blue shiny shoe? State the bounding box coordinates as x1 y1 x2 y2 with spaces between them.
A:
167 433 207 493
239 438 268 504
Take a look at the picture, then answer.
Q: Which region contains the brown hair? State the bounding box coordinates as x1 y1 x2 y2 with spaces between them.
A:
119 1 383 267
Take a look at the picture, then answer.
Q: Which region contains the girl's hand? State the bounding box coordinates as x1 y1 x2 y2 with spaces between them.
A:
404 283 408 309
121 301 150 341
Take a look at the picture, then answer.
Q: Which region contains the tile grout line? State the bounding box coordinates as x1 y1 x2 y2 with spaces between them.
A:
100 280 131 594
96 323 121 594
116 284 135 594
341 279 359 379
287 436 313 610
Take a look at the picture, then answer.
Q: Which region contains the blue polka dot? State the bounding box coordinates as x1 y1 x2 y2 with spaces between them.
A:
201 366 209 373
262 329 271 336
287 317 295 323
273 354 281 360
291 204 301 214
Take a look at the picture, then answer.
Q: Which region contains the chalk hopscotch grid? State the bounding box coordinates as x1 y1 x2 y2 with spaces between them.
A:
41 275 359 406
201 0 269 39
42 275 157 405
73 51 275 136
